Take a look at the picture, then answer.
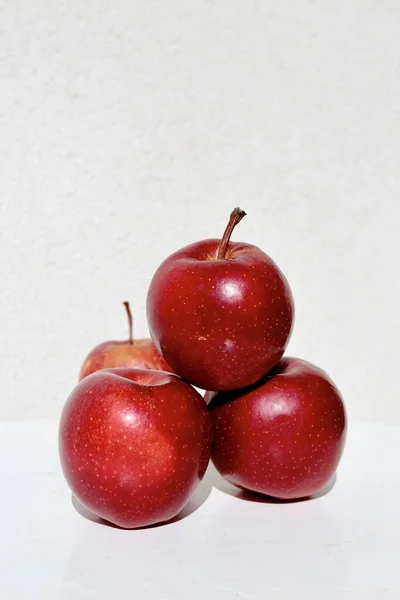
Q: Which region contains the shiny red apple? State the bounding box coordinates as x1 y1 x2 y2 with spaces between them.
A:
59 368 211 528
207 357 346 499
79 302 174 380
147 208 294 391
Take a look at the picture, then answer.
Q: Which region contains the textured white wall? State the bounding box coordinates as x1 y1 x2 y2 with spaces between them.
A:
0 1 398 422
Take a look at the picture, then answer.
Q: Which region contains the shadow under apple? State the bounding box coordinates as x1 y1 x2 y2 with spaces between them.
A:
72 460 337 530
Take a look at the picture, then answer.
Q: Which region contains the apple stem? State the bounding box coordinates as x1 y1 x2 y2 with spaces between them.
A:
216 207 247 259
123 301 133 344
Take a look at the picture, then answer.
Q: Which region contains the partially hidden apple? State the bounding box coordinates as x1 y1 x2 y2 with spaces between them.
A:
79 302 174 380
147 208 294 391
59 368 211 528
207 357 346 500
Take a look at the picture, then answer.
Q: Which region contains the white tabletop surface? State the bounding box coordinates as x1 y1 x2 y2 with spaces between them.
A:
0 419 398 599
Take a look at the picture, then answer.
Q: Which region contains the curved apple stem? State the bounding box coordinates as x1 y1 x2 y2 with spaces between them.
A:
217 207 247 259
123 301 133 344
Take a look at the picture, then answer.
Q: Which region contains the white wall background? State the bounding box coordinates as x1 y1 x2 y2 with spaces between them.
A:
0 1 398 423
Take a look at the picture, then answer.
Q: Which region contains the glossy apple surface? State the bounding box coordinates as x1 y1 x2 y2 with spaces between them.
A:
208 357 346 499
79 338 173 380
79 302 174 380
147 209 294 391
59 368 211 528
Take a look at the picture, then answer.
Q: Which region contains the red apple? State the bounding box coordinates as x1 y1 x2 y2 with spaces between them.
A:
207 357 346 499
147 208 294 391
79 302 174 380
59 368 211 528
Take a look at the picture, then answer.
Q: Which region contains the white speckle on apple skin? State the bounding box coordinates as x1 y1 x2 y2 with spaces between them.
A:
147 238 294 392
208 357 346 500
59 369 211 528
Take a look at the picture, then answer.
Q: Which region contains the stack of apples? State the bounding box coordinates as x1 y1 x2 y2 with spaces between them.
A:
59 208 347 528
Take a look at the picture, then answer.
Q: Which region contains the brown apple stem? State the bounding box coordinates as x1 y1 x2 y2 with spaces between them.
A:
123 301 133 344
216 207 247 259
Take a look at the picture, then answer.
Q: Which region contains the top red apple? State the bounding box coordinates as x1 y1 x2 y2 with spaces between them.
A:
146 208 294 391
79 302 174 380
